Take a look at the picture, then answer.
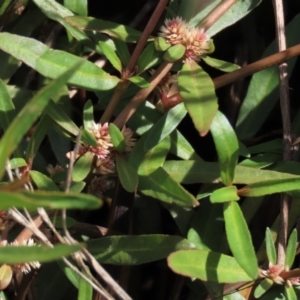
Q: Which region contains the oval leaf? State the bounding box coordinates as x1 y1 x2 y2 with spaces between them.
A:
168 249 253 283
223 201 258 279
72 151 93 182
0 265 12 291
285 229 297 269
203 56 240 72
29 170 59 191
254 278 274 299
109 123 126 153
178 60 218 136
163 44 186 62
265 227 277 265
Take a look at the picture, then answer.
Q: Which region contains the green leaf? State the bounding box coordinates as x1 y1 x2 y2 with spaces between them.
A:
72 152 93 182
139 167 198 206
127 76 150 88
83 100 94 129
210 110 239 186
116 156 138 192
78 268 92 300
65 15 144 42
137 42 163 74
9 158 27 169
64 0 87 16
285 229 297 269
98 41 122 73
154 37 171 51
236 15 300 139
46 100 97 146
163 44 186 62
0 61 84 180
206 0 262 37
0 32 119 91
203 56 240 72
239 153 281 169
210 186 239 203
239 178 300 197
285 285 297 300
87 235 195 265
0 190 102 210
187 199 224 251
223 201 258 279
109 123 126 153
254 278 274 299
30 170 59 191
114 39 130 68
69 181 86 193
0 80 15 130
248 139 282 154
144 103 187 152
167 249 253 283
0 244 83 264
0 264 12 291
265 227 277 265
179 60 218 136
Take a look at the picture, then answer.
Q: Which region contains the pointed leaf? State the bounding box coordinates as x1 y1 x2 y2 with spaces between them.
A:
210 186 239 203
65 15 144 42
144 103 187 152
203 56 240 72
0 191 101 210
0 244 83 264
236 15 300 139
0 33 119 91
88 235 195 265
137 42 163 74
64 0 87 16
139 167 198 206
168 249 253 283
179 60 218 136
127 76 150 88
0 62 83 180
285 229 297 269
0 80 15 130
78 268 93 300
154 37 171 51
285 285 297 300
98 41 122 72
30 170 59 191
72 152 93 182
109 123 126 153
116 156 138 192
254 278 274 299
265 227 277 265
211 110 239 185
83 100 94 129
223 201 258 279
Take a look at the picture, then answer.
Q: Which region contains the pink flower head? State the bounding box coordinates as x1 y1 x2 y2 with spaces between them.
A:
159 17 187 45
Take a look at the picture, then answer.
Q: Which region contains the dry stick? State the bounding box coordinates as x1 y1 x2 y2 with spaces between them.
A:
213 44 300 89
100 0 169 124
272 0 291 268
199 0 237 31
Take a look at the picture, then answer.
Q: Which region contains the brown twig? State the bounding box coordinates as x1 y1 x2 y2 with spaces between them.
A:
272 0 291 268
99 0 168 124
199 0 237 31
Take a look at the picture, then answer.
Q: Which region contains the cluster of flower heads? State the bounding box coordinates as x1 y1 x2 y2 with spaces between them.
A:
0 238 41 275
159 17 211 61
67 122 135 196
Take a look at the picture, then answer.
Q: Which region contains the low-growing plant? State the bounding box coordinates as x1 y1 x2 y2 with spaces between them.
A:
0 0 300 299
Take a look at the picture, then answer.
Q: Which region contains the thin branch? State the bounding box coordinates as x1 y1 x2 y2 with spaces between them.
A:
199 0 237 31
272 0 291 267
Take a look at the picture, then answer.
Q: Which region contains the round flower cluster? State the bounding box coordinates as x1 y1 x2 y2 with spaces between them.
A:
159 17 211 60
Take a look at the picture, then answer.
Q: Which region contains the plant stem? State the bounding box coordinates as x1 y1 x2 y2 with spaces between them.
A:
272 0 291 268
100 0 168 124
113 61 173 128
199 0 237 31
